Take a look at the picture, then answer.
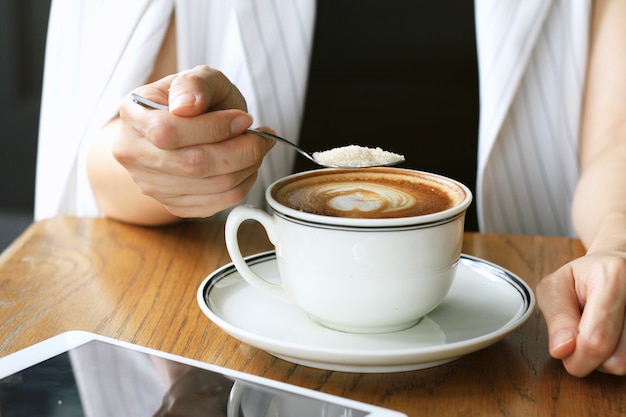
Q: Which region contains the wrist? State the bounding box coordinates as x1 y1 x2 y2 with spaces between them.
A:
585 212 626 255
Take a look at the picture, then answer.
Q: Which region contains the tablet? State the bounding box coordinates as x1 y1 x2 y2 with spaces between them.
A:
0 331 406 417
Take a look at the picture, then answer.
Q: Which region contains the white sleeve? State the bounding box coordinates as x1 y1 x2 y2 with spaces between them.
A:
36 0 315 220
35 0 174 220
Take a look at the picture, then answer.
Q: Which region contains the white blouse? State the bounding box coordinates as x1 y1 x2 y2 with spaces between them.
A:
36 0 589 237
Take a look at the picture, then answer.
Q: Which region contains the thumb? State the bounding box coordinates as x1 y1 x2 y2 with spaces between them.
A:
168 65 247 117
169 92 204 117
138 74 206 117
536 265 581 359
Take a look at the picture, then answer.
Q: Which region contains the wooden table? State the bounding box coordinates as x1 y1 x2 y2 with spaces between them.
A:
1 216 625 416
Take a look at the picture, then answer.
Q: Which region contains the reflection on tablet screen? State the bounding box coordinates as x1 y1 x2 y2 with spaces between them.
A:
0 340 368 417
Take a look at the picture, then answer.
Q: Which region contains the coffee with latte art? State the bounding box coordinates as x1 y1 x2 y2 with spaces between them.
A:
272 169 465 219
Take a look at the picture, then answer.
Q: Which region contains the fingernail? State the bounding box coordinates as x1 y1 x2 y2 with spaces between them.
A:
170 93 197 110
553 328 576 351
264 137 276 150
231 113 253 134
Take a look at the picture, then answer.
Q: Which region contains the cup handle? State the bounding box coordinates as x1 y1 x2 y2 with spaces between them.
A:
225 205 291 303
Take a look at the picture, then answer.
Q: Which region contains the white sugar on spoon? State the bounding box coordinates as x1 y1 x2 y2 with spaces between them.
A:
312 145 404 168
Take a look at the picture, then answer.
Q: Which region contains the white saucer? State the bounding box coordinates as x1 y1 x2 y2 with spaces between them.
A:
197 251 535 373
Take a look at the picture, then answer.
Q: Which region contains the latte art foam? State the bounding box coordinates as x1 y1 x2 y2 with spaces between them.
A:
319 183 416 215
272 169 465 219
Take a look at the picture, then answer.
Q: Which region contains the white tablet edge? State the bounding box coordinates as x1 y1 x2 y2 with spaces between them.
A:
0 330 407 417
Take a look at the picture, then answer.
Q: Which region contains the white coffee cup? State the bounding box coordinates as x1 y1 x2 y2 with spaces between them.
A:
225 168 472 334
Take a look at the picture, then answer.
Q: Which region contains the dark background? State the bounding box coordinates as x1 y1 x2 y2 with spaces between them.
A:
0 0 51 250
298 1 479 229
0 1 479 251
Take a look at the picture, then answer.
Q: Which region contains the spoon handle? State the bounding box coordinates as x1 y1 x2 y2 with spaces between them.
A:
131 93 169 111
244 129 316 163
131 93 317 164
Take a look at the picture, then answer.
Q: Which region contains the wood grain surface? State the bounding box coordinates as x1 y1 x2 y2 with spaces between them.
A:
1 216 624 417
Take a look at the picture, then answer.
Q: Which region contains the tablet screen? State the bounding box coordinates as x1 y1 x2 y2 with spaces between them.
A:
0 337 380 417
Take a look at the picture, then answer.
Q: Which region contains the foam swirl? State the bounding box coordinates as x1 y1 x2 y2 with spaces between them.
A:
318 183 416 214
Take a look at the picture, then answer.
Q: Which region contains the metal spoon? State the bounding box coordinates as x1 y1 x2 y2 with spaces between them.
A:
130 93 405 169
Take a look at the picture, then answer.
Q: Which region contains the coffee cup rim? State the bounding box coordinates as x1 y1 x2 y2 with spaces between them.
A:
265 168 473 227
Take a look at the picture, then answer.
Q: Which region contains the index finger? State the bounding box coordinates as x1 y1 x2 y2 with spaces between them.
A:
122 97 253 150
536 265 581 359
